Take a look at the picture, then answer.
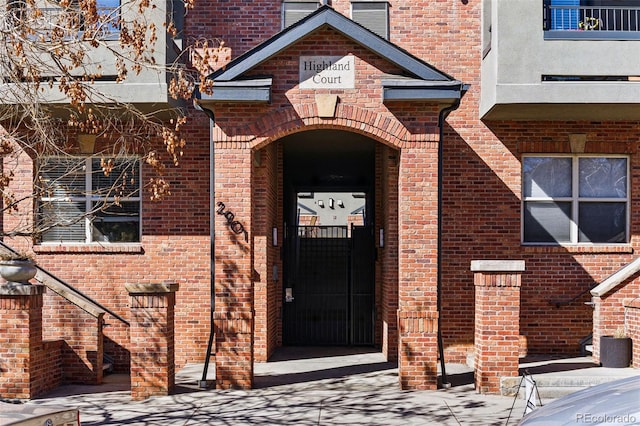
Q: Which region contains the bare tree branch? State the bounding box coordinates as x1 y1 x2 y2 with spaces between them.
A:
0 0 228 242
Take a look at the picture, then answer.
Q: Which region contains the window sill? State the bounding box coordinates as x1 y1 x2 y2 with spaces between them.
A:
521 244 633 254
33 243 144 254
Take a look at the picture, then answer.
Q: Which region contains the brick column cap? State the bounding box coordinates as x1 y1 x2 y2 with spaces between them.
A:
125 282 179 294
471 260 525 272
0 284 46 296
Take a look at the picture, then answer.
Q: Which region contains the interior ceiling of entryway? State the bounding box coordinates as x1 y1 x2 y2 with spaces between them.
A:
282 129 376 189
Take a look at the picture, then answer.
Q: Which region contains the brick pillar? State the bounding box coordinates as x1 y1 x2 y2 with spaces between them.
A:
214 311 253 389
213 146 254 390
397 310 439 389
472 260 525 395
397 145 439 390
126 282 178 401
0 284 45 399
380 145 399 363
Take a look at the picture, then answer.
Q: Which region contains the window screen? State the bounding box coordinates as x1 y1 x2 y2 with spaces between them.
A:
38 157 141 243
351 2 389 39
283 1 319 28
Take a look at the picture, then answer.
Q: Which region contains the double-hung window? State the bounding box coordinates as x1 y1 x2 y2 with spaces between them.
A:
38 156 141 244
282 1 390 39
282 0 319 29
522 155 628 244
351 1 389 39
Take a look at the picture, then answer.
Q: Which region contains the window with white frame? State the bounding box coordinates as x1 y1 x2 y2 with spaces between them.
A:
96 0 121 36
522 155 628 244
37 156 141 243
8 0 122 39
282 0 319 29
482 0 492 58
351 1 389 39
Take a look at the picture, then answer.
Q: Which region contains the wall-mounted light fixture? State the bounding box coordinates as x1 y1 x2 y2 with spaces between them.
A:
318 200 324 208
379 229 385 248
337 199 344 208
272 227 278 247
329 198 335 209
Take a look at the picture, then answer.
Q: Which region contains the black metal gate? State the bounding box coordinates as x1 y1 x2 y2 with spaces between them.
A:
283 225 375 345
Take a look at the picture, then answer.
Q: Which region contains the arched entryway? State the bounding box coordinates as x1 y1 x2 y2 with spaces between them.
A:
281 130 377 347
199 3 464 390
251 124 405 389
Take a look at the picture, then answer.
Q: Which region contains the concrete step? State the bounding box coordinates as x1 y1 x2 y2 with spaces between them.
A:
501 374 625 399
501 355 640 399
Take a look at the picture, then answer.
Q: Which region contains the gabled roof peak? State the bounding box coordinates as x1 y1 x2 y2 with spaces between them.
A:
208 5 456 83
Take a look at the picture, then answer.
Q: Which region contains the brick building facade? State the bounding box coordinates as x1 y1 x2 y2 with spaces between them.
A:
1 0 639 397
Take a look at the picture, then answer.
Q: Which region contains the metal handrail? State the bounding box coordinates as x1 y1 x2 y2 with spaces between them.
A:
549 284 597 308
0 241 129 325
550 256 640 307
544 4 640 32
6 6 120 37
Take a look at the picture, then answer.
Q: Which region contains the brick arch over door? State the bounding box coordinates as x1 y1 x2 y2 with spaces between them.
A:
211 104 439 151
212 100 441 388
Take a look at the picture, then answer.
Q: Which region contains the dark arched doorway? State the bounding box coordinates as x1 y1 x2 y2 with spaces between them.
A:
282 130 377 346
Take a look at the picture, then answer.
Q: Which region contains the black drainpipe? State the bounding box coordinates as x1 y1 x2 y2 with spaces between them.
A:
437 86 465 388
193 99 216 388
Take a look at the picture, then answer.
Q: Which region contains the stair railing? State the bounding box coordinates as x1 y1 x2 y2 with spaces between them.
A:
0 241 129 325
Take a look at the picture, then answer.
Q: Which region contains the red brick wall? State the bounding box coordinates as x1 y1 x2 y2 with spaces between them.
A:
3 117 213 372
38 340 64 393
186 1 281 61
443 124 638 361
0 293 40 399
624 298 640 368
0 290 63 399
592 276 640 364
473 265 523 395
2 0 640 392
379 146 399 361
396 144 440 389
213 147 254 388
189 0 640 375
128 287 176 400
43 292 104 384
253 141 282 362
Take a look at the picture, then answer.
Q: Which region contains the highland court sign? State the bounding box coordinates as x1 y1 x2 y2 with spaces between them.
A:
299 55 355 89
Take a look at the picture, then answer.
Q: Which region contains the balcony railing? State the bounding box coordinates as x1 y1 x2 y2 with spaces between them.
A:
40 7 120 37
4 5 120 39
544 4 640 32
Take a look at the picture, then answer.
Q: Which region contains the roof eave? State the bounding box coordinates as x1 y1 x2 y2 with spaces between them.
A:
208 6 453 83
198 78 273 103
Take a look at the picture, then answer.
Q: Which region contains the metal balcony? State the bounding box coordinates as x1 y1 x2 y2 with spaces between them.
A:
543 3 640 39
481 0 640 120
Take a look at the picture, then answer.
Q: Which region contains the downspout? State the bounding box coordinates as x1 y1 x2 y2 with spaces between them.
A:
193 99 216 388
437 85 465 388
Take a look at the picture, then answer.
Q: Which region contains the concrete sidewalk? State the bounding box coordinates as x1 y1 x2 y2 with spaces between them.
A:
23 346 640 426
21 348 536 425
